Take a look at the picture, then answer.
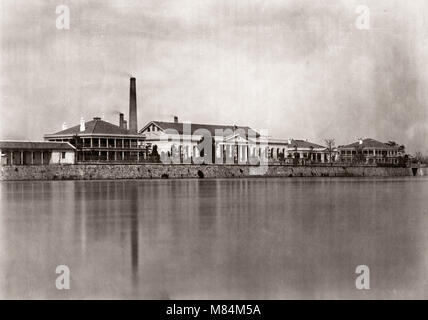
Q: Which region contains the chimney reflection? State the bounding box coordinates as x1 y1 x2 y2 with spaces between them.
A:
72 181 141 290
130 184 139 286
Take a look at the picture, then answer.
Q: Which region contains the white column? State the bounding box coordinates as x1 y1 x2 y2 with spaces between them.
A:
216 144 221 158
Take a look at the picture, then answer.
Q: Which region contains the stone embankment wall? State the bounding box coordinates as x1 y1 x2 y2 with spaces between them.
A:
0 164 413 181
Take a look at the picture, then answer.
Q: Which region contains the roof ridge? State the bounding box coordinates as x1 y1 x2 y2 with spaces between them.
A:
152 120 250 128
0 140 72 143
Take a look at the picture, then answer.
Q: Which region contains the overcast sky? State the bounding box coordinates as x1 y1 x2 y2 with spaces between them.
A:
1 0 427 153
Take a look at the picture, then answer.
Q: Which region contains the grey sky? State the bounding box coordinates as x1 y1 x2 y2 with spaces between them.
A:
1 0 427 153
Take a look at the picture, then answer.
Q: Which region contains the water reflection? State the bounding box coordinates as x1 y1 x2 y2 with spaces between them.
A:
130 185 139 288
1 177 428 299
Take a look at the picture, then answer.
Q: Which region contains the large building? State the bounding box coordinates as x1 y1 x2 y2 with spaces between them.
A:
0 141 76 165
140 117 264 164
44 77 146 163
44 116 145 162
267 138 330 164
140 117 330 164
337 138 404 165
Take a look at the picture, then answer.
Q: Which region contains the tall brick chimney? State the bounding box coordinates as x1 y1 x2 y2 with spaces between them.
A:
129 77 137 133
119 113 124 129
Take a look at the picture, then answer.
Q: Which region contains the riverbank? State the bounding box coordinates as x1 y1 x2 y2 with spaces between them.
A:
0 164 415 181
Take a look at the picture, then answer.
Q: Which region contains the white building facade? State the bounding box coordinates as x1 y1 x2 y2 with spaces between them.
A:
140 119 267 164
140 118 329 165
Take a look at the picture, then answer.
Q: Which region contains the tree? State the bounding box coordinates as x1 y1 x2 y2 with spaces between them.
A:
308 146 314 163
354 146 365 164
324 139 335 163
150 145 160 163
292 145 299 165
386 141 398 147
414 151 425 164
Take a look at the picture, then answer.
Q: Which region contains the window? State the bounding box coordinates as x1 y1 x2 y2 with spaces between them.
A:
61 152 66 159
147 127 150 132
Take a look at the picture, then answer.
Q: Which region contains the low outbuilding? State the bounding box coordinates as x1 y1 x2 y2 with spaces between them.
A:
0 141 76 165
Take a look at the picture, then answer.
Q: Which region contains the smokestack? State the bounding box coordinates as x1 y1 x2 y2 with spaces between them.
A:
123 120 127 130
129 77 137 133
119 113 124 129
174 116 178 123
80 117 85 132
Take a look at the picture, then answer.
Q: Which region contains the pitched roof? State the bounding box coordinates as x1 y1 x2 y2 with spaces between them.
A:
0 141 75 150
339 138 396 149
144 121 260 138
288 139 326 149
48 118 130 136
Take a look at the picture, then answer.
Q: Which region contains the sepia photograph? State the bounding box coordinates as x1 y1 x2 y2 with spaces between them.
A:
0 0 427 309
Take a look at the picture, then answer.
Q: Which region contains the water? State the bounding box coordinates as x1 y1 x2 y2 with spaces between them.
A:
1 177 427 299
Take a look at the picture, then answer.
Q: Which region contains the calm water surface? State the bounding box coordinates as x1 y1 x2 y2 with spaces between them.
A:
1 177 428 299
